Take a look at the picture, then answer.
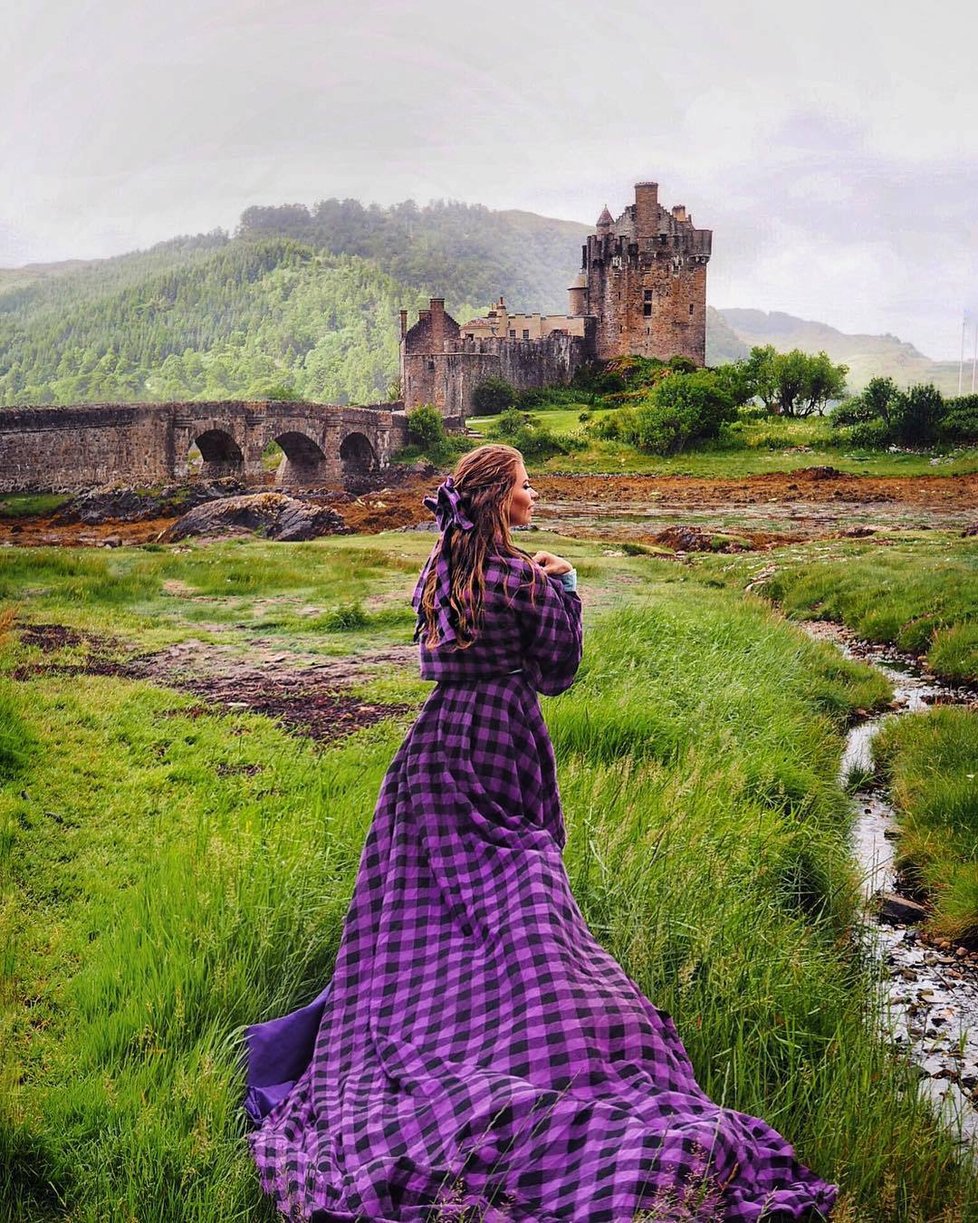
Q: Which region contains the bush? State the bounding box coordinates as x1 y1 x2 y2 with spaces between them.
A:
404 404 469 465
940 394 978 443
472 377 517 414
571 362 627 396
892 383 944 446
630 369 739 455
515 386 586 410
487 407 584 460
835 420 892 449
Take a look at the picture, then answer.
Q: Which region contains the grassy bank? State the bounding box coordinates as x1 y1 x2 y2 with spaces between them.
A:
745 536 978 684
1 536 976 1220
873 707 978 944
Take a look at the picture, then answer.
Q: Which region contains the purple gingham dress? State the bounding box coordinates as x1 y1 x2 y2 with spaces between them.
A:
245 550 836 1221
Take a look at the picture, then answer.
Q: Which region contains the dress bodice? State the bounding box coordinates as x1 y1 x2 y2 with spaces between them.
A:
413 551 583 695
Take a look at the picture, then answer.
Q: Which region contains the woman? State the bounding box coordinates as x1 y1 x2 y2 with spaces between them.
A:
244 444 836 1221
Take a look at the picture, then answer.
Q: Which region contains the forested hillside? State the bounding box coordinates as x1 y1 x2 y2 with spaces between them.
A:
0 200 590 407
0 238 432 406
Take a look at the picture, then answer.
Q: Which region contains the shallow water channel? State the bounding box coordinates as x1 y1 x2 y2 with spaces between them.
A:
806 623 978 1149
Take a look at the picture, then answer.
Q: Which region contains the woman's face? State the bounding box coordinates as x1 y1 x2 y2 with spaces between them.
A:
508 461 538 527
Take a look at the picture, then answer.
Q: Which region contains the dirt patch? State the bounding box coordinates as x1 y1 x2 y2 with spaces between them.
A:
2 469 976 548
13 622 419 744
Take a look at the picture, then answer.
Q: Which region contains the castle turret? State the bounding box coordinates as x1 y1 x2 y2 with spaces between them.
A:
567 272 587 317
596 206 613 235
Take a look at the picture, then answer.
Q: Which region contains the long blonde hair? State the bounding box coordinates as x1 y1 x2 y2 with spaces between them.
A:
418 444 535 648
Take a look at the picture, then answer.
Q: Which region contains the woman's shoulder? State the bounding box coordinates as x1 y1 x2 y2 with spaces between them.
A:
485 551 550 603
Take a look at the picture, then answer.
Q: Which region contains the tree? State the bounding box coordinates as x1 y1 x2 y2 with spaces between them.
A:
861 376 900 424
742 346 847 416
800 351 848 416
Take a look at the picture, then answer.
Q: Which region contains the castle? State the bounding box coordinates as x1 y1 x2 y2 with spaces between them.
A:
399 181 712 421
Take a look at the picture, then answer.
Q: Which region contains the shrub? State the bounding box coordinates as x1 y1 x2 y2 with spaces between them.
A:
487 407 583 460
891 383 944 446
404 404 470 465
940 394 978 443
472 377 517 414
629 369 740 455
572 362 627 395
515 386 586 410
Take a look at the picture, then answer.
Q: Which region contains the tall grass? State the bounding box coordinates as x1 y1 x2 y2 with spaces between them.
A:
1 558 975 1220
0 539 429 648
874 707 978 943
757 540 978 683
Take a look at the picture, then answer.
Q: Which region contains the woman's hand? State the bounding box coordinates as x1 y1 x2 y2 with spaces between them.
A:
532 550 573 577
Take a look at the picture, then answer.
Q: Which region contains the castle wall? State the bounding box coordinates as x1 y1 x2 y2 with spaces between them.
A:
438 330 593 417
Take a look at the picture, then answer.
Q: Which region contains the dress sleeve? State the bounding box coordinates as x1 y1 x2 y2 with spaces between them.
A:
508 560 583 696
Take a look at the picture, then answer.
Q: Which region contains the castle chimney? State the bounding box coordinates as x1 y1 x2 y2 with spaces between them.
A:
429 298 446 349
671 204 687 224
399 309 408 338
634 181 660 238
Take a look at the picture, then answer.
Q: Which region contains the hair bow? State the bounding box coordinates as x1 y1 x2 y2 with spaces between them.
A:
422 477 474 533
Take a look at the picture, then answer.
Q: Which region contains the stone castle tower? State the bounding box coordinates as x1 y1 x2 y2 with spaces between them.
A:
582 182 712 365
400 180 712 417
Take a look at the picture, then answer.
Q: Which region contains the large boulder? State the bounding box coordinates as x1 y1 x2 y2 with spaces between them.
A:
161 493 347 542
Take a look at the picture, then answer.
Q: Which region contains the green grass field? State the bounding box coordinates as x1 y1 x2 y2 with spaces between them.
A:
2 534 977 1220
466 408 978 478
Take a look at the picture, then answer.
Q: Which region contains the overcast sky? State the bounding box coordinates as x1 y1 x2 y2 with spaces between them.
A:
2 0 975 358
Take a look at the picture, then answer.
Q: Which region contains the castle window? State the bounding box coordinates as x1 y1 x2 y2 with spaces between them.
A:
689 305 694 315
644 303 652 317
509 329 516 338
426 360 435 372
522 329 529 340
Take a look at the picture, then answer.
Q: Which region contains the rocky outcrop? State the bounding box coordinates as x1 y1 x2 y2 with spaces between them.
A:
54 479 246 525
160 492 347 542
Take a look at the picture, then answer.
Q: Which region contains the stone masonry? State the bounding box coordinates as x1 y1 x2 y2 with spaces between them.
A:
0 400 409 493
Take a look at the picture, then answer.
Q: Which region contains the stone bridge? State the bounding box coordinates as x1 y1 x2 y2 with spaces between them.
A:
0 400 410 493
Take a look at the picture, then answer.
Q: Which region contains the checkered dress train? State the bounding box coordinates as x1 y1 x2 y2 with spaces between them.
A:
245 552 836 1221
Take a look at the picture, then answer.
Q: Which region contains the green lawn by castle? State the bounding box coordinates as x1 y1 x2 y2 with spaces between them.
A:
2 533 976 1221
466 408 978 477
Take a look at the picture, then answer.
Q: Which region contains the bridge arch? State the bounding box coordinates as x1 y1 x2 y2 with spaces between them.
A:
191 428 245 479
339 431 377 492
272 430 329 488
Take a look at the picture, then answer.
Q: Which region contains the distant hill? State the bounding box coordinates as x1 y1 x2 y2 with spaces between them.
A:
0 199 966 406
711 307 963 395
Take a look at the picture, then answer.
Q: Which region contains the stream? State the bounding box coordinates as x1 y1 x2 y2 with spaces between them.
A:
806 622 978 1148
